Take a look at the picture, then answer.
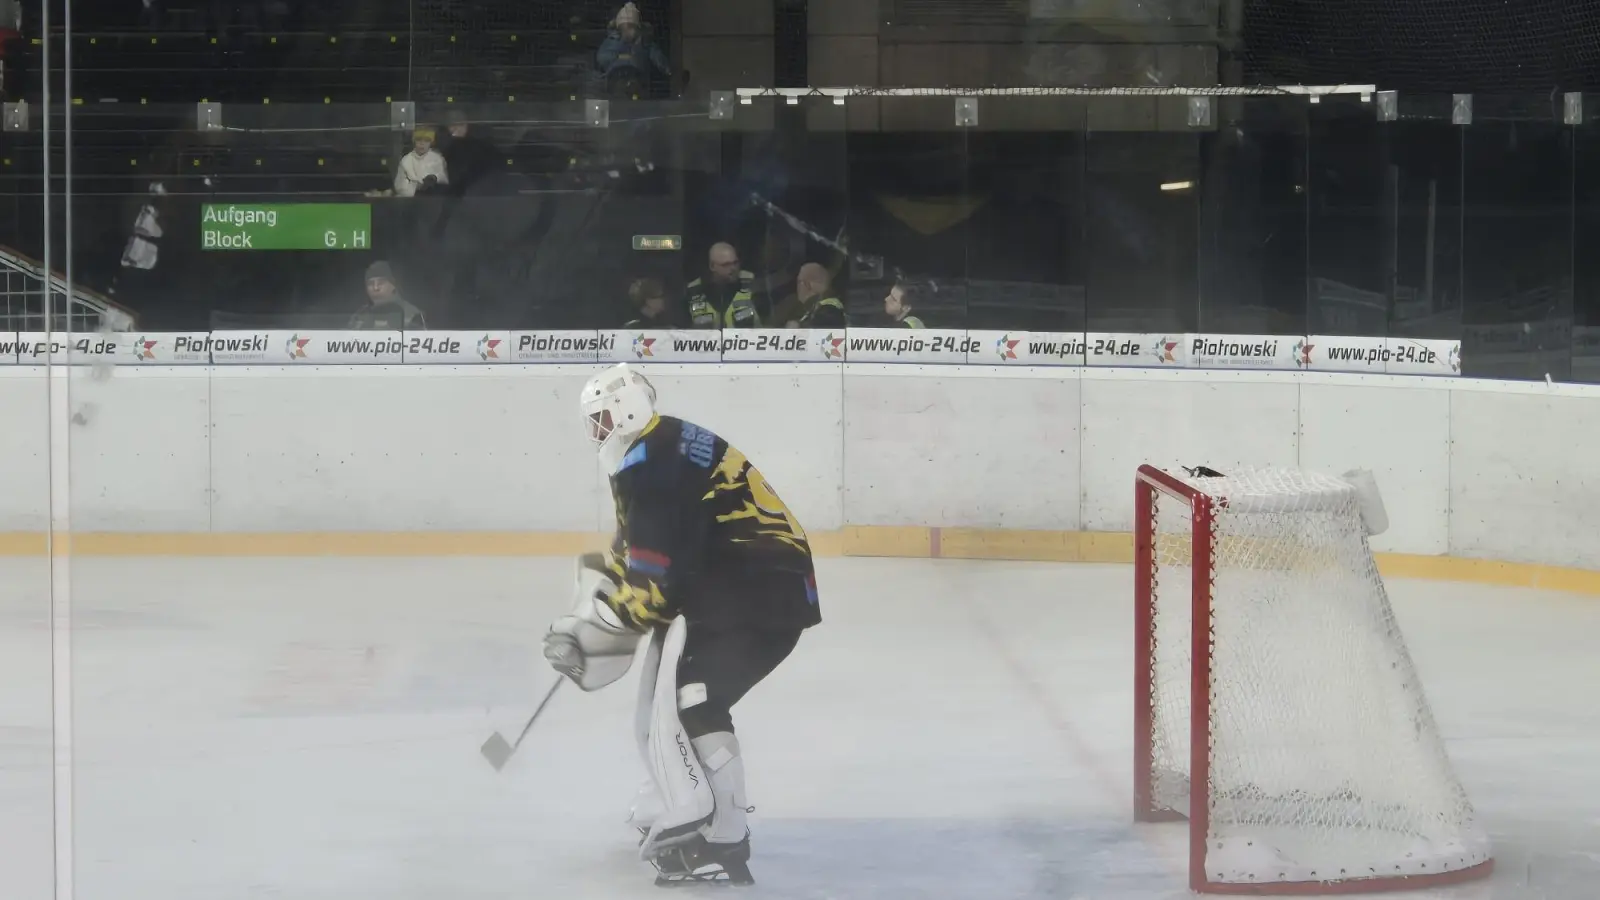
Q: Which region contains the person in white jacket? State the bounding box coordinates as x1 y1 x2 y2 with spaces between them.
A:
394 126 449 197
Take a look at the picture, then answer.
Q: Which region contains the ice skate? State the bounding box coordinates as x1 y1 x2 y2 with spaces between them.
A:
650 833 754 888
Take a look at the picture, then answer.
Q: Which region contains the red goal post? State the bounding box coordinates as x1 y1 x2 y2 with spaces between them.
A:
1133 464 1494 895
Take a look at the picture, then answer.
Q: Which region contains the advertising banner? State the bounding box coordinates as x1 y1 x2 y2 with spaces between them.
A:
1303 334 1388 373
208 330 404 364
1084 333 1189 368
1190 334 1299 370
843 328 981 364
402 331 511 364
117 332 214 365
1304 335 1460 376
965 331 1087 366
511 330 607 363
601 330 723 363
0 328 1469 376
1384 337 1460 376
718 328 836 363
15 332 123 364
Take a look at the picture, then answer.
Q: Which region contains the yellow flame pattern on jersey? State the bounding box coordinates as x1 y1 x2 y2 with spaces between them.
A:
706 447 809 551
610 578 670 629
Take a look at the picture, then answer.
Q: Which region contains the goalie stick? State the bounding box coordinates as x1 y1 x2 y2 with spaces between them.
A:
479 677 563 771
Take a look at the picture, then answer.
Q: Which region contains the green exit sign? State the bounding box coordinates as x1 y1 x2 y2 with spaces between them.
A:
201 203 372 251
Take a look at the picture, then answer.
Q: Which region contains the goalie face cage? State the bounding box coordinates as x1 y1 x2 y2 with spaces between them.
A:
1132 465 1494 894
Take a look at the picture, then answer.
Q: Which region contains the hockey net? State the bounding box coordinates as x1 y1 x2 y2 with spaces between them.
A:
1133 465 1493 894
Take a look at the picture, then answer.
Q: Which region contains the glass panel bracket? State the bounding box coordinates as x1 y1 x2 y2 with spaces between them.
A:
955 97 979 128
1375 90 1397 122
391 101 415 132
1 101 26 132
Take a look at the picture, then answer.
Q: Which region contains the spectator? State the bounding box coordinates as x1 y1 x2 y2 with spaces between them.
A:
786 262 847 328
624 277 677 328
596 2 671 96
394 127 448 198
440 111 499 196
350 262 428 330
685 242 759 329
883 281 925 328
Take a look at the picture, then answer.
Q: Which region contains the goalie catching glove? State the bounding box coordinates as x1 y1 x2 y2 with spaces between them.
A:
544 552 647 691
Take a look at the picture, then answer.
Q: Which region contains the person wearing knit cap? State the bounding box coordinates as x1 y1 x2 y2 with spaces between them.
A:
394 126 449 198
597 2 671 86
350 261 428 330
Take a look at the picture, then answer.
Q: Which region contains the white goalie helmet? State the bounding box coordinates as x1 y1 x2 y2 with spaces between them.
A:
581 363 658 472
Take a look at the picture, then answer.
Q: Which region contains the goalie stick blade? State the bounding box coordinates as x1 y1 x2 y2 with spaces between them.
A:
478 678 564 772
479 733 516 771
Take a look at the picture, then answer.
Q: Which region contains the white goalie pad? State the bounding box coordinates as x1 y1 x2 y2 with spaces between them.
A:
691 731 748 844
544 560 640 691
639 616 715 857
635 625 666 768
626 625 668 834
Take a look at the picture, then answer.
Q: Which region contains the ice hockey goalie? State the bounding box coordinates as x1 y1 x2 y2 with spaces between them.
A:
543 362 821 887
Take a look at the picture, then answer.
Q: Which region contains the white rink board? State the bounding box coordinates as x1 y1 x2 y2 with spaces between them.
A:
0 376 49 530
204 369 600 533
0 365 1597 571
841 367 1083 530
1296 382 1452 555
1448 388 1600 571
1077 371 1302 533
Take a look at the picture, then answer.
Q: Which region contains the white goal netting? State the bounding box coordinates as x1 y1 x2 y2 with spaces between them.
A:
1143 468 1492 888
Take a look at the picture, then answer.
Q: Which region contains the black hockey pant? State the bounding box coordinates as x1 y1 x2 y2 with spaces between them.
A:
674 623 801 738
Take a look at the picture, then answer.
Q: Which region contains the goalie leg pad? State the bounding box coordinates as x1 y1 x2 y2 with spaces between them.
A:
691 731 749 844
626 626 668 835
639 616 716 858
635 625 665 766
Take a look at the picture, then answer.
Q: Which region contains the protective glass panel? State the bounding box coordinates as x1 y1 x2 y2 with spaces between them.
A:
1577 93 1600 383
1460 95 1575 381
1199 96 1308 335
1085 127 1199 333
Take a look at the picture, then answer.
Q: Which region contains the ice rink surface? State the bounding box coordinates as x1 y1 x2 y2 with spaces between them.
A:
1 555 1597 900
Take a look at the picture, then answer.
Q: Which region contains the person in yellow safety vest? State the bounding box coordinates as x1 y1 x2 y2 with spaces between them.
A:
684 242 760 329
788 262 847 329
883 280 925 328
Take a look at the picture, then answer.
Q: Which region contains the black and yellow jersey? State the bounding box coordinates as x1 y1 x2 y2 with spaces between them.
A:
603 415 820 631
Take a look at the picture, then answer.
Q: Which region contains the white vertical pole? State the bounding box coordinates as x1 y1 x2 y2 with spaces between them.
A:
41 2 76 898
